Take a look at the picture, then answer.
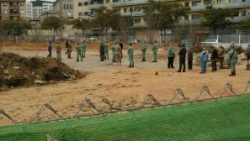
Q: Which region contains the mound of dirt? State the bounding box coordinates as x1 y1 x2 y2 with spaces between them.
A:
0 53 82 90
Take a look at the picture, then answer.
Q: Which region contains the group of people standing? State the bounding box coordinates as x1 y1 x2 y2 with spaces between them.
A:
167 42 239 76
47 39 243 76
47 40 87 62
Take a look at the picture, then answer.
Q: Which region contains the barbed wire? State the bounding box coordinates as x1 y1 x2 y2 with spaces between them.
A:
0 81 249 126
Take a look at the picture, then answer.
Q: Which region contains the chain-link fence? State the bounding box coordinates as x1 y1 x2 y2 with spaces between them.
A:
0 81 249 140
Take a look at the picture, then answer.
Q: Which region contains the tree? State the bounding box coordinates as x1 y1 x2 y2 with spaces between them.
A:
201 5 233 35
1 19 31 36
41 16 64 37
71 18 91 36
92 7 122 39
158 3 189 33
143 0 189 42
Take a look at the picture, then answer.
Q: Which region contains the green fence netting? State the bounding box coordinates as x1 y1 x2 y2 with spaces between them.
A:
0 82 250 141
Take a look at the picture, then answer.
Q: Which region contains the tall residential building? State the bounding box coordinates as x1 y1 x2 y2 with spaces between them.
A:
73 0 250 40
54 0 74 19
0 0 26 20
26 0 54 20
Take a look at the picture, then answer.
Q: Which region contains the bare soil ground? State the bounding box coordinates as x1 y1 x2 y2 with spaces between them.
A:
0 42 249 125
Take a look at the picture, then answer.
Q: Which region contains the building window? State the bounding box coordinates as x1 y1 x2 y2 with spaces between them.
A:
78 3 82 6
217 0 224 4
232 11 239 16
191 14 200 20
241 10 247 16
85 12 89 16
242 0 246 2
134 18 141 23
192 1 201 6
3 2 8 6
184 2 189 7
184 15 188 20
84 2 88 5
79 12 83 16
229 0 237 3
204 0 212 5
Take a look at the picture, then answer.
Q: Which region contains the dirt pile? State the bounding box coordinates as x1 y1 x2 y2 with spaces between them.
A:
0 53 82 90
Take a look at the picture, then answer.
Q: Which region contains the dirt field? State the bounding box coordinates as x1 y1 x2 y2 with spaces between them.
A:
0 43 249 125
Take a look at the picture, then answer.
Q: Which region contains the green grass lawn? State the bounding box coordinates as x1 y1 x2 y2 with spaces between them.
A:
1 94 250 141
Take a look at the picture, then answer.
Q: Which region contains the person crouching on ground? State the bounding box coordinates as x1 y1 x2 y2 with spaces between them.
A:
177 45 187 72
211 47 219 71
127 43 134 67
200 47 209 74
228 44 238 76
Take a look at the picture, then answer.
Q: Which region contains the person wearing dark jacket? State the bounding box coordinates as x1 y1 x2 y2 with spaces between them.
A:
119 41 123 58
187 48 193 70
100 43 105 61
65 40 69 55
211 47 219 71
177 45 187 72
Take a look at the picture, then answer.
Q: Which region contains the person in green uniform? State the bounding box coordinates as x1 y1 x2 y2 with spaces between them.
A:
127 43 134 67
104 41 109 60
152 41 158 62
76 42 82 62
228 44 238 76
111 42 116 62
81 40 87 58
167 42 175 69
141 41 147 62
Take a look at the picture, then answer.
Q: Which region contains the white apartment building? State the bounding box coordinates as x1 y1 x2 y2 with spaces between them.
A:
26 0 54 20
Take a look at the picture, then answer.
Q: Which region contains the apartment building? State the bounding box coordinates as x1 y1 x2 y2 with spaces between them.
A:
179 0 250 25
73 0 250 40
26 0 54 20
54 0 74 19
0 0 26 20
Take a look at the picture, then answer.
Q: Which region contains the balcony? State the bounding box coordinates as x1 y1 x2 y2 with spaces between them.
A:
214 1 250 9
131 22 147 28
85 3 104 9
9 13 19 16
121 10 144 16
178 19 201 25
190 2 250 12
112 0 148 7
229 16 250 23
178 16 249 25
